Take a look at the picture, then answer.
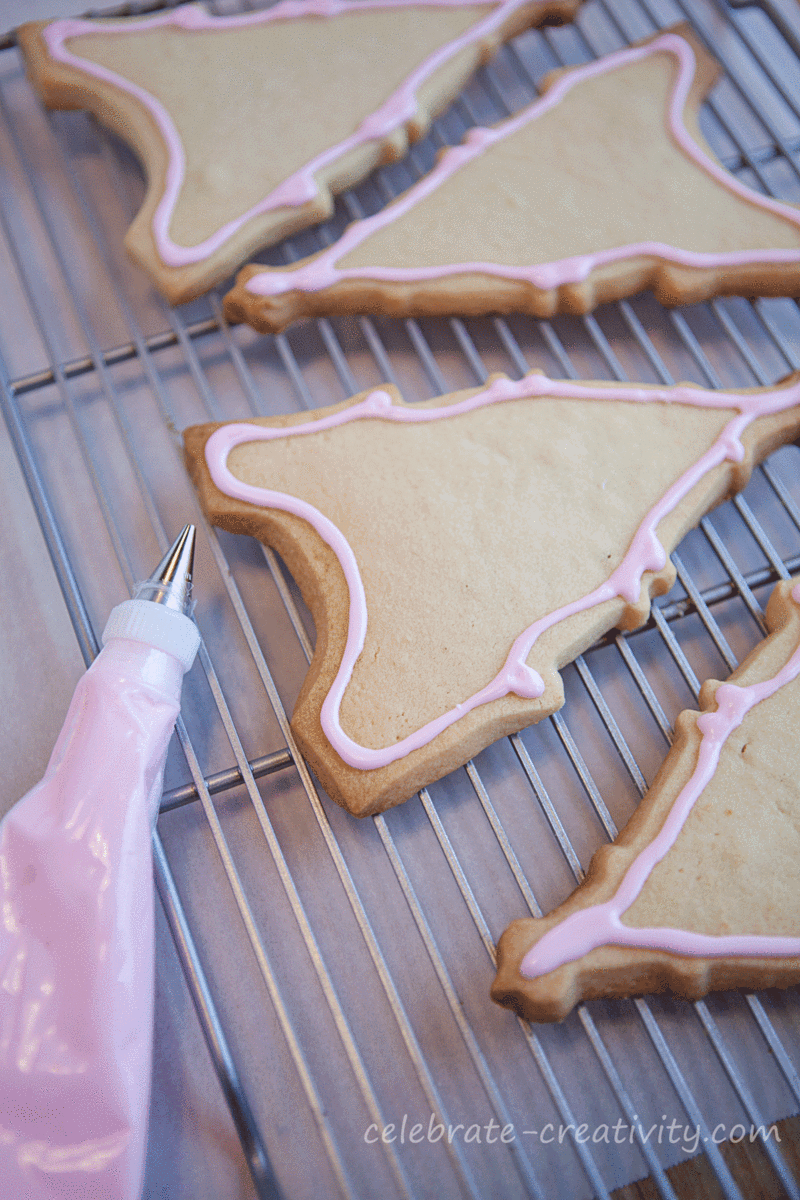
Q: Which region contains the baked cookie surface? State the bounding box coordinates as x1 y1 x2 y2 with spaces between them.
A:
184 370 800 817
227 24 800 332
492 578 800 1022
17 0 583 302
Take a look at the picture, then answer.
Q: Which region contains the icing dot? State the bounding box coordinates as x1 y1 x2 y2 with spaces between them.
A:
486 376 518 400
362 389 393 415
720 432 745 463
268 174 318 208
529 264 561 289
443 144 474 170
360 111 396 139
531 255 595 288
715 683 751 722
697 684 750 739
696 710 722 738
248 273 292 296
305 0 344 14
506 661 544 699
570 255 595 282
175 7 207 28
464 126 492 148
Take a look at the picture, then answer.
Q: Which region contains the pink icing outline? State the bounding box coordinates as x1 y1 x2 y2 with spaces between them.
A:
520 581 800 973
243 31 800 299
43 0 542 266
203 371 800 774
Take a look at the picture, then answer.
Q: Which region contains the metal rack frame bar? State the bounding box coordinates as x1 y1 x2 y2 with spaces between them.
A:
2 2 799 1196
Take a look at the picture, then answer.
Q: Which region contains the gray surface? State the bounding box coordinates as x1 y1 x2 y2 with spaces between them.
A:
2 1 800 1198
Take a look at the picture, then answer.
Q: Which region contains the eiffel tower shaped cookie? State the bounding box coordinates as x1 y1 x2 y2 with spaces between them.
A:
184 370 800 817
17 0 583 303
226 23 800 333
492 577 800 1022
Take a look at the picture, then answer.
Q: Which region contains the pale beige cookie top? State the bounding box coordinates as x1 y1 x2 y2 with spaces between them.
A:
226 23 800 333
17 0 583 303
183 369 800 817
493 578 800 1022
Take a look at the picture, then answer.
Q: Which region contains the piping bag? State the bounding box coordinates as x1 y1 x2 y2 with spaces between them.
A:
0 525 200 1200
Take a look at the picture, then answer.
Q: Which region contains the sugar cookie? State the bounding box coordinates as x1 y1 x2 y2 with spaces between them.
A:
226 25 800 332
492 578 800 1022
17 0 583 302
184 370 800 817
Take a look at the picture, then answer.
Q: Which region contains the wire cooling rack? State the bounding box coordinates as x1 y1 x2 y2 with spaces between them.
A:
2 0 800 1197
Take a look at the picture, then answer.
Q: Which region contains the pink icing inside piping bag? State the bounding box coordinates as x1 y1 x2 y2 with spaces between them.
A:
243 32 800 299
43 0 536 266
520 581 800 974
203 372 800 772
0 528 200 1200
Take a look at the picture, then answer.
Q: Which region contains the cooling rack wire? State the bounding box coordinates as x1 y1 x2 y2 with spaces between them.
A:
2 0 800 1196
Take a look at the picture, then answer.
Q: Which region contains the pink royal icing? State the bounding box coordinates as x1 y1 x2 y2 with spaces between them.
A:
0 637 184 1199
520 581 800 974
203 371 800 775
243 32 800 300
43 0 542 267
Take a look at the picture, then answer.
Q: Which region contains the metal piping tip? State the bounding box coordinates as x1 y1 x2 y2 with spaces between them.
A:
134 525 196 615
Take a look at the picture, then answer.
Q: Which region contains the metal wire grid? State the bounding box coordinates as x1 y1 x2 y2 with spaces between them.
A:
2 0 800 1197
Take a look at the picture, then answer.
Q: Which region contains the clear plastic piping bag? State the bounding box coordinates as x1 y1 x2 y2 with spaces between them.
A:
0 528 199 1199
